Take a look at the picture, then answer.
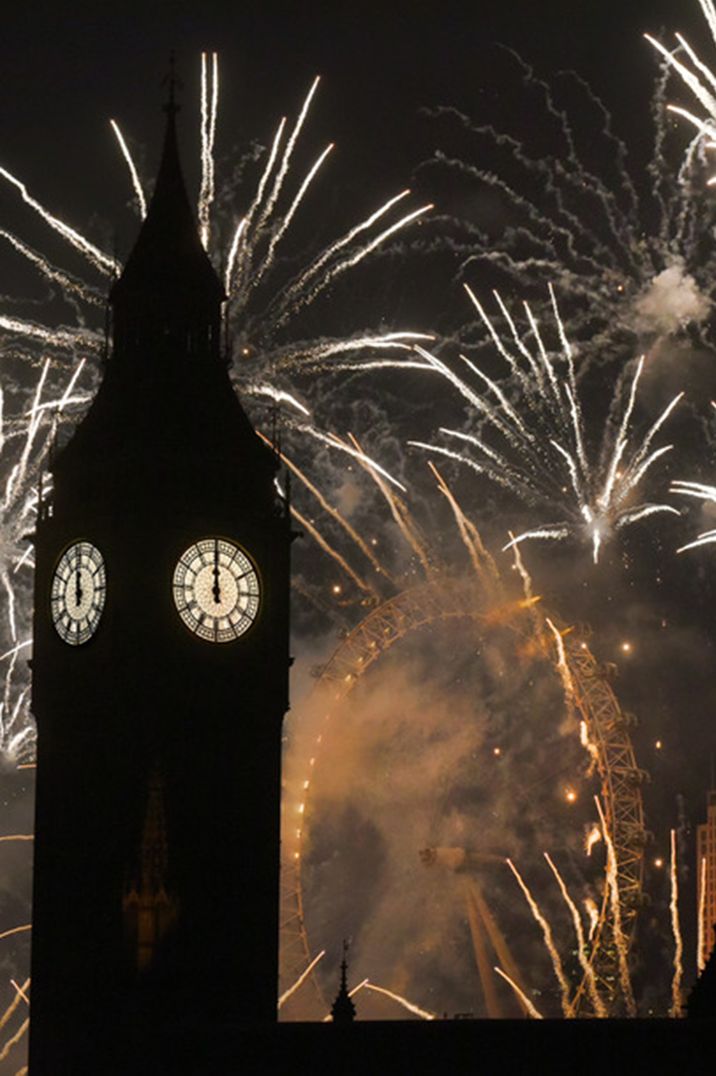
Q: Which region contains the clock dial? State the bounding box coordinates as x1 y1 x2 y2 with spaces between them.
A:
173 537 261 643
51 541 106 646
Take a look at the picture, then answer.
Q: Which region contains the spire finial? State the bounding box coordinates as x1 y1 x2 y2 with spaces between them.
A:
162 51 182 115
330 939 356 1023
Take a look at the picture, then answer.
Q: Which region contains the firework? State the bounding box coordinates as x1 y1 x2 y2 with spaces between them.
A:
408 286 681 563
416 50 714 356
646 2 716 184
506 858 572 1017
361 982 436 1020
698 855 707 972
594 795 636 1016
493 967 543 1019
671 478 716 551
669 829 684 1018
277 949 326 1010
543 852 606 1018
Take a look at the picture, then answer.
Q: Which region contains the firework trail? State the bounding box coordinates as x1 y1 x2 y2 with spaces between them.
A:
583 898 600 943
408 286 681 563
0 359 92 763
0 1017 28 1064
361 982 437 1020
278 949 326 1010
698 855 707 972
584 825 602 857
543 852 606 1018
671 478 716 551
545 618 575 707
416 49 715 357
506 858 572 1017
646 2 716 185
669 829 684 1018
594 795 636 1016
493 967 543 1019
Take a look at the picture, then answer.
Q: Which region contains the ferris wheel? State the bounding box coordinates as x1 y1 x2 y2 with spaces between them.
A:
280 574 646 1019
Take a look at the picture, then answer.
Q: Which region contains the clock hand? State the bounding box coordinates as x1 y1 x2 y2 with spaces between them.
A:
74 568 83 608
212 540 221 604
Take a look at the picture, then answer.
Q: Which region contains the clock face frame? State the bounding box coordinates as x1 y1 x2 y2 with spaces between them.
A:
51 541 107 646
172 537 261 643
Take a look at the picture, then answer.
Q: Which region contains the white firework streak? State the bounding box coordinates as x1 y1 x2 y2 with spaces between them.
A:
409 287 681 563
361 982 436 1020
671 480 716 551
0 358 92 763
0 165 118 275
219 68 432 362
298 426 407 493
646 4 716 184
416 53 716 358
110 120 147 220
199 51 219 249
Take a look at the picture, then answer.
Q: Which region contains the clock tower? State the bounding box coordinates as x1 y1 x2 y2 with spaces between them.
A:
29 96 290 1072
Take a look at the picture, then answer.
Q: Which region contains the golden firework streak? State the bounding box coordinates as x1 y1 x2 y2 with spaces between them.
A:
278 949 325 1010
289 505 376 599
670 829 684 1018
493 967 543 1019
698 855 707 973
544 852 606 1018
594 795 636 1015
257 431 392 582
506 859 572 1017
348 433 432 576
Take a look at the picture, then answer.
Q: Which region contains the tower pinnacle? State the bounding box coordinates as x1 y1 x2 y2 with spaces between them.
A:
331 940 357 1023
109 94 224 363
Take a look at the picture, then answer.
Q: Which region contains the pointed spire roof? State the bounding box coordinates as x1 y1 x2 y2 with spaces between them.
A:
331 941 357 1023
110 96 224 308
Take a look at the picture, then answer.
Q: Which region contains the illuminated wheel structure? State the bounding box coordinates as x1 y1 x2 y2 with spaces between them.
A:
280 576 646 1017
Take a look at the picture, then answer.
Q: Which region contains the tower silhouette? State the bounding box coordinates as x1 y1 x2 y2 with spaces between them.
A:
28 92 291 1072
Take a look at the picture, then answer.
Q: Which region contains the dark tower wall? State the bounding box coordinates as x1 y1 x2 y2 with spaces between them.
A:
29 104 290 1073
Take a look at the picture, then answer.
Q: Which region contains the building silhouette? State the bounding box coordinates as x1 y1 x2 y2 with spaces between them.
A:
28 89 291 1072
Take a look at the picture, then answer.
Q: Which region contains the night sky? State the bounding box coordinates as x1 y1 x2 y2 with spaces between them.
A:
4 0 716 1057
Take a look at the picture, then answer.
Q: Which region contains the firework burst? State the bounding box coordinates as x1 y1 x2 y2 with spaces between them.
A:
415 50 714 363
646 1 716 185
406 284 681 563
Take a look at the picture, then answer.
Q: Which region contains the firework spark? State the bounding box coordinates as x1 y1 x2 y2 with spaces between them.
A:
408 286 681 562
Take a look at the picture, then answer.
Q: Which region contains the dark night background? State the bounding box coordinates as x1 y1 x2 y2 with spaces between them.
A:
2 0 716 1065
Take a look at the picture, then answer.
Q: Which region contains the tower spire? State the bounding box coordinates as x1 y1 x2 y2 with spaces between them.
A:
109 80 224 365
331 940 357 1023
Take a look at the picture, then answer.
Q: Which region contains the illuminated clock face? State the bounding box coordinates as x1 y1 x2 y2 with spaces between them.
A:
51 541 106 646
173 537 261 643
